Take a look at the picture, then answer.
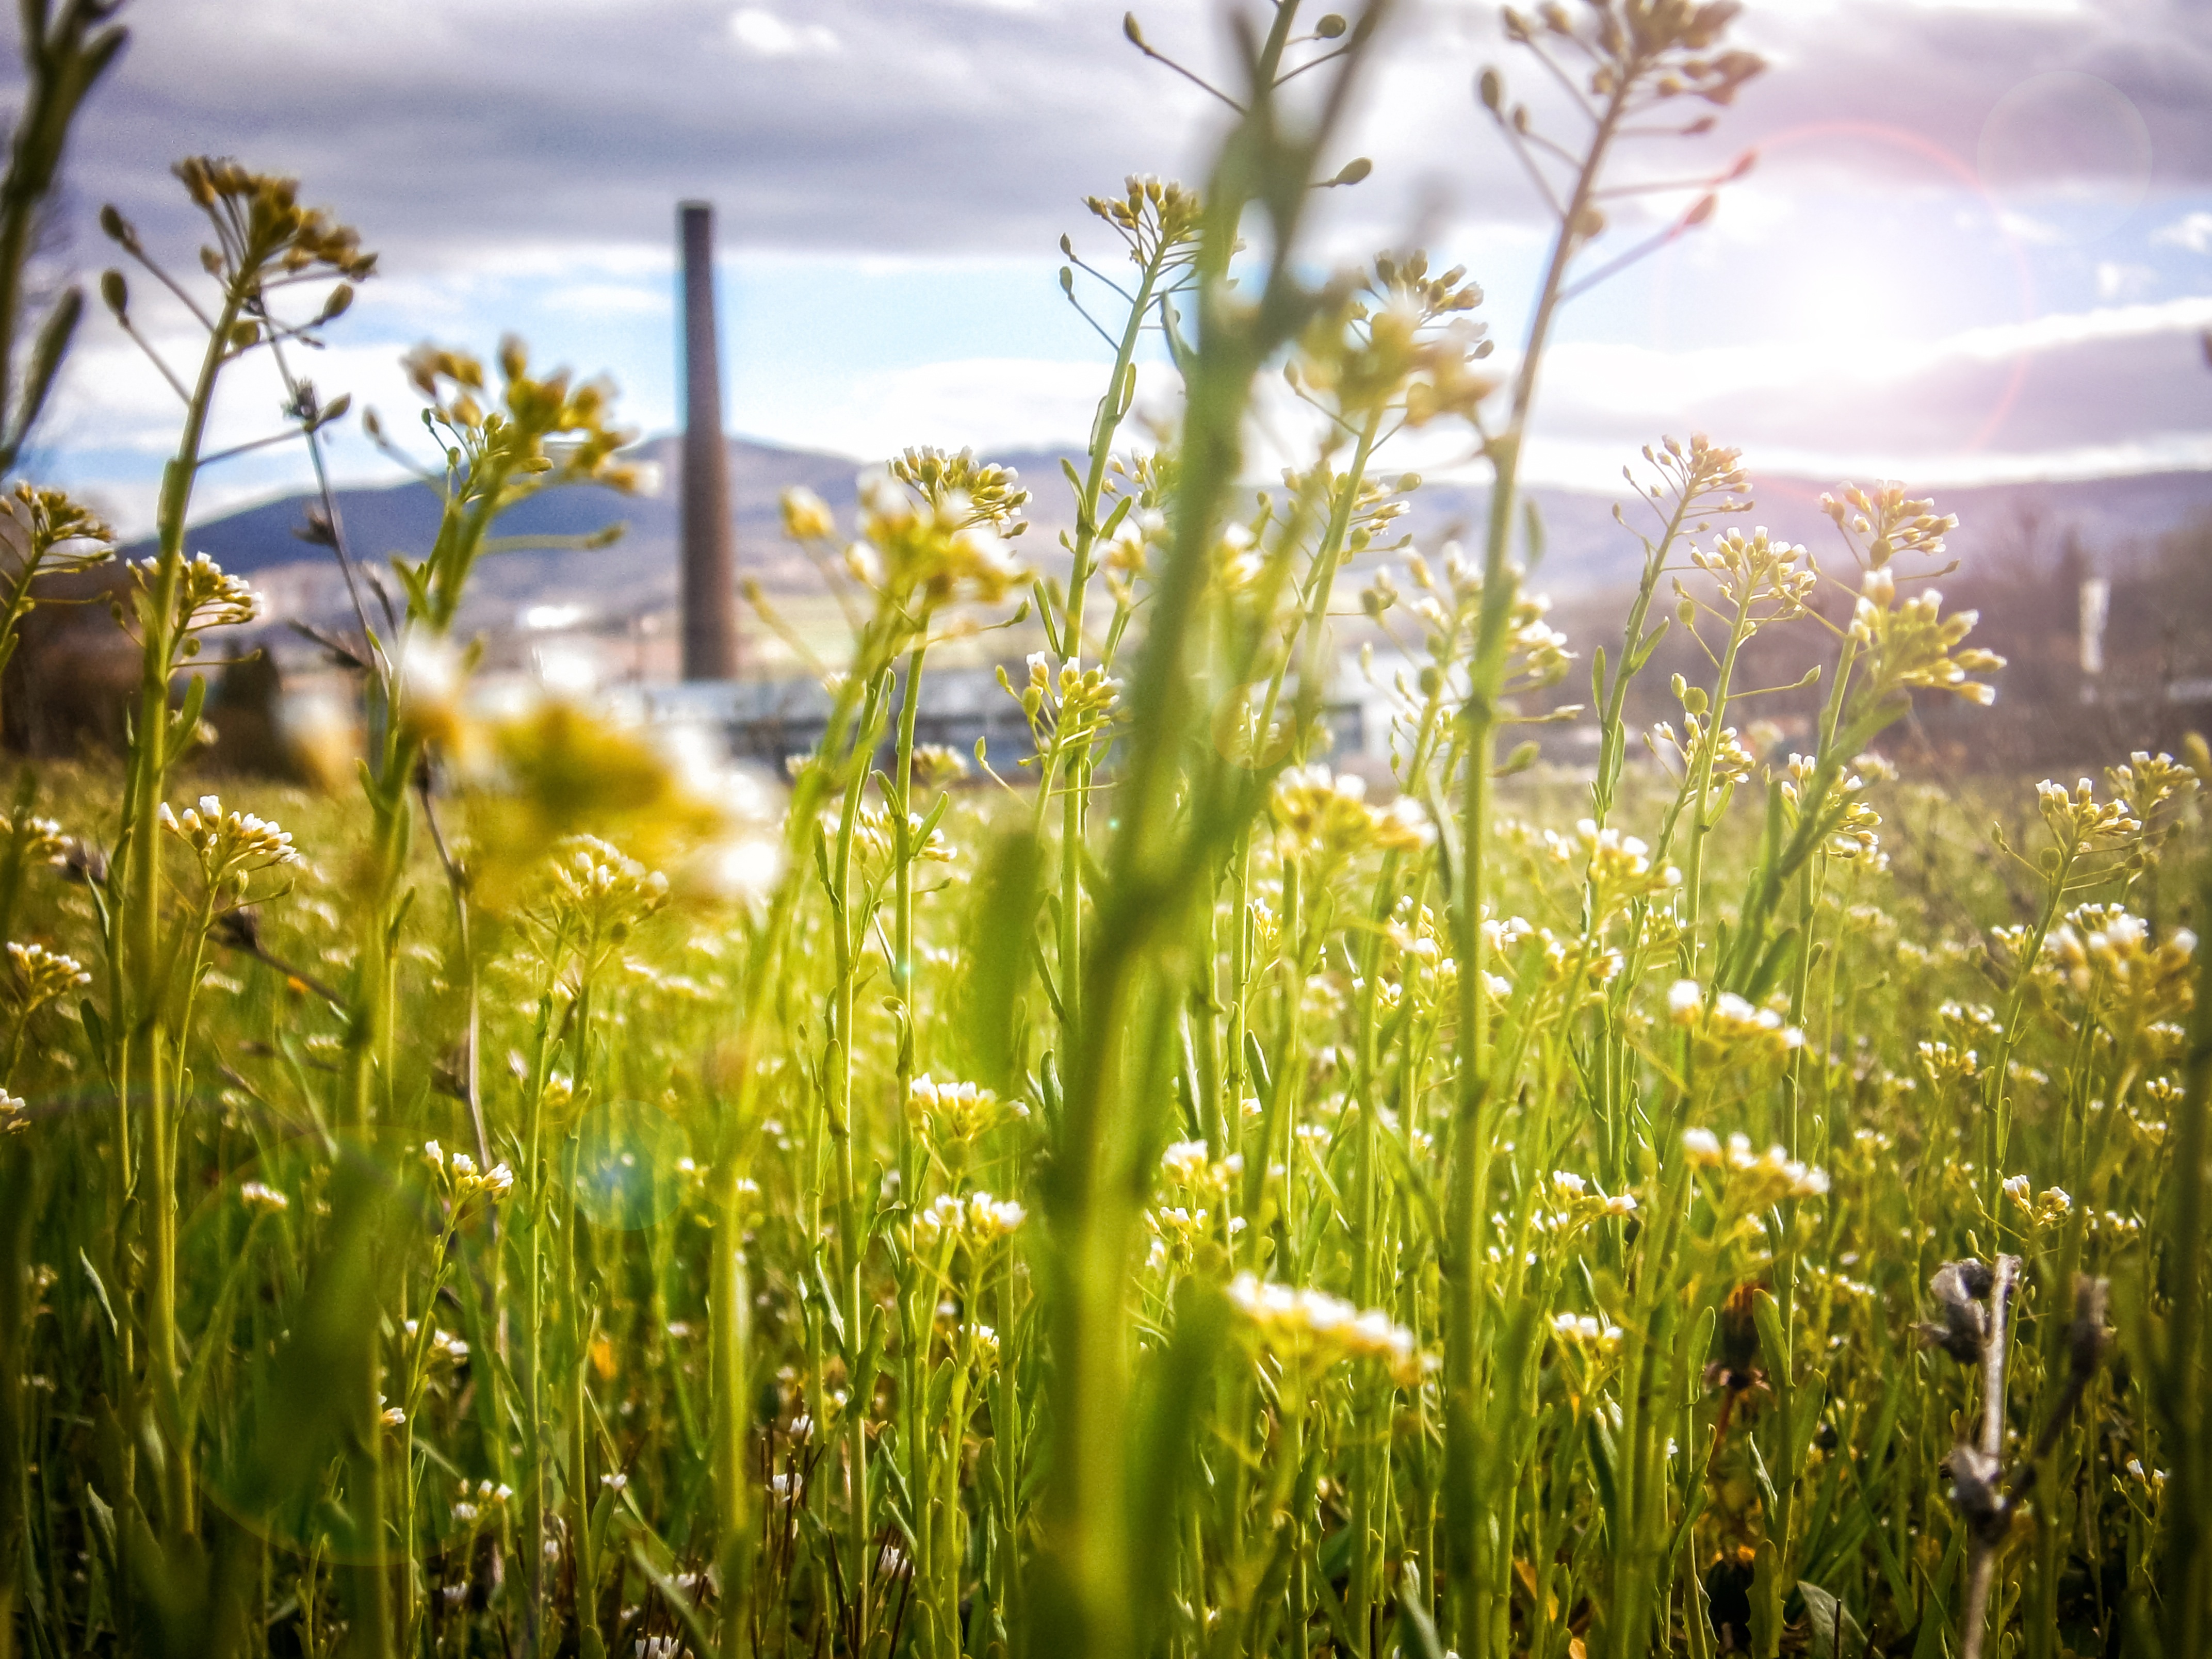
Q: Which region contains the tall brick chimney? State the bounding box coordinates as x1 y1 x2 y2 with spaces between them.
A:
678 201 739 680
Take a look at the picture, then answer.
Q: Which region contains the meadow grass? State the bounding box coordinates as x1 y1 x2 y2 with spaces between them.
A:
0 3 2208 1658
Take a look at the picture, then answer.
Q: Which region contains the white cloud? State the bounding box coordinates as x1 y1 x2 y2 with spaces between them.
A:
541 282 671 317
728 9 841 57
2153 211 2212 254
2095 261 2155 302
733 355 1181 460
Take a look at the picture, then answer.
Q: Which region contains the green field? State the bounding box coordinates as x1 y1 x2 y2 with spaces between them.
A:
2 3 2209 1658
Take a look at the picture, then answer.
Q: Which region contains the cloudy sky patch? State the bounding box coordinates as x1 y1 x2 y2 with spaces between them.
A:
8 0 2207 532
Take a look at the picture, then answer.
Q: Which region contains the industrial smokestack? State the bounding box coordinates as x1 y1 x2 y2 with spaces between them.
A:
678 201 739 681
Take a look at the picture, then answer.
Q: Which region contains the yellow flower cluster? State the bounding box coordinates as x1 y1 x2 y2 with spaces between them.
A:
2107 751 2199 822
889 446 1030 535
2047 906 2196 1023
1 814 65 866
854 803 954 870
1820 483 1955 567
852 470 1026 609
1916 1039 1981 1084
1271 765 1433 865
1558 817 1681 917
1548 1310 1625 1356
1549 1169 1638 1219
1083 173 1203 265
2 484 113 579
548 837 670 933
1010 652 1121 735
396 336 639 496
1778 755 1883 864
1159 1137 1244 1199
238 1180 289 1214
171 156 377 279
1851 572 2003 706
1648 712 1756 793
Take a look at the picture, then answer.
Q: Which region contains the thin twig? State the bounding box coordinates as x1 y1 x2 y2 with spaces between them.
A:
1959 1254 2019 1659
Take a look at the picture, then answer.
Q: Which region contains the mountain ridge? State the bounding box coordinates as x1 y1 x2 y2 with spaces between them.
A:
132 433 2212 630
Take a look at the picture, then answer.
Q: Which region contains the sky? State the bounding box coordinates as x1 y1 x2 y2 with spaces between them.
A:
13 0 2212 534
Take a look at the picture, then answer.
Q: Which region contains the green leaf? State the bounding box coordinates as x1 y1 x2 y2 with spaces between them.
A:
1798 1580 1867 1659
1745 925 1799 1002
1396 1563 1447 1659
1751 1288 1790 1394
3 285 82 465
1127 1278 1230 1654
78 1250 118 1337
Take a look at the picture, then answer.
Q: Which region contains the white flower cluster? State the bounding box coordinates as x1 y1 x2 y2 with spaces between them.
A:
1550 1170 1638 1219
1160 1137 1244 1197
7 940 90 1011
1226 1272 1423 1385
906 1074 1021 1144
157 794 299 890
1549 1311 1625 1355
420 1140 516 1202
451 1478 514 1527
550 837 671 930
404 1317 472 1364
1666 980 1804 1058
1555 818 1680 914
910 1190 1027 1251
2036 776 2140 851
2002 1174 2072 1229
1682 1129 1830 1202
238 1180 289 1214
135 551 262 632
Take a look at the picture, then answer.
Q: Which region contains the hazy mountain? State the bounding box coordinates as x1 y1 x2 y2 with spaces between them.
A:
134 433 2212 635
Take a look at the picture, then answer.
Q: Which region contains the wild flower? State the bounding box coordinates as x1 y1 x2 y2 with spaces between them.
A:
906 1075 1019 1144
238 1181 289 1214
1687 526 1817 617
1271 765 1433 868
850 467 1026 610
2002 1175 2072 1229
1778 755 1883 863
911 1191 1027 1253
122 551 262 638
890 446 1030 535
909 743 969 789
1548 1312 1625 1355
158 794 299 893
1647 711 1756 795
1226 1273 1423 1386
6 941 89 1013
1850 574 2003 706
